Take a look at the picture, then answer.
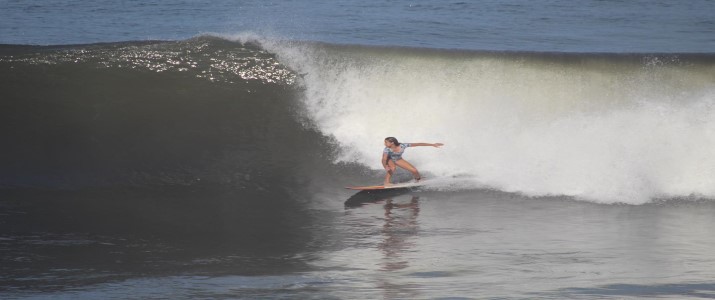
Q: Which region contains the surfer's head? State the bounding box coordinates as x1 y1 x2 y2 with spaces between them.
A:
384 137 400 147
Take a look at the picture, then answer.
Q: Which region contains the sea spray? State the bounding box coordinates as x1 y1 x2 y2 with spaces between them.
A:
254 38 715 203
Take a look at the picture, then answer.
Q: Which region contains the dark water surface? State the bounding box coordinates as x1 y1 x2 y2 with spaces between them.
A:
4 187 715 299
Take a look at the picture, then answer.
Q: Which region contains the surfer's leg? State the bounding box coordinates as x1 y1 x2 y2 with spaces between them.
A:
384 160 397 185
395 159 421 181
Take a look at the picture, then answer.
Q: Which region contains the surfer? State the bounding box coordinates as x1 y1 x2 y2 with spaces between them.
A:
383 137 443 186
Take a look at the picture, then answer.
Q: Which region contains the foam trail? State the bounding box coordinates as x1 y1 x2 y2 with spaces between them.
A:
240 36 715 204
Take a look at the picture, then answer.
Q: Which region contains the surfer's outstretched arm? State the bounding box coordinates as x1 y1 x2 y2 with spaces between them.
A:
407 143 444 148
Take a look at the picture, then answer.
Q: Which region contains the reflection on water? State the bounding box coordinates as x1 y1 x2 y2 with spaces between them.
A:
5 187 715 299
335 190 715 299
343 190 422 299
378 196 421 300
379 196 419 272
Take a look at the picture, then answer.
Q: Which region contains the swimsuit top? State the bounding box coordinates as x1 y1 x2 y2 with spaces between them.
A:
383 143 411 161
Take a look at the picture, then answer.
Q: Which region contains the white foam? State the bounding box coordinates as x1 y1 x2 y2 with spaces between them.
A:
229 36 715 204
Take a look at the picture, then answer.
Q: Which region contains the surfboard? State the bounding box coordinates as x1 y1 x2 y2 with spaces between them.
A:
345 180 427 191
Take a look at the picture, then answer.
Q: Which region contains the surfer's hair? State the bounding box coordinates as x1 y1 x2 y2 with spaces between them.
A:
385 137 400 146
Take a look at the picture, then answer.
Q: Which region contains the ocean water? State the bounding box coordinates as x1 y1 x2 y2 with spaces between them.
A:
2 0 714 52
1 1 715 299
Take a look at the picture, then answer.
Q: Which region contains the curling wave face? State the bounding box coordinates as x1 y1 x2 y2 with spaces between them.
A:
0 37 330 191
2 35 715 204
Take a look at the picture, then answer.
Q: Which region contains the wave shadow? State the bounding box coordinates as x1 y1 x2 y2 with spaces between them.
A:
344 189 413 208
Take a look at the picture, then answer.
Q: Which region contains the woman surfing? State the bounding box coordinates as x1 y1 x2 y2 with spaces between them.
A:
382 137 443 186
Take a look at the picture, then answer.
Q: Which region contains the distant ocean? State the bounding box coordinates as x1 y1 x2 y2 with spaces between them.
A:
2 1 715 299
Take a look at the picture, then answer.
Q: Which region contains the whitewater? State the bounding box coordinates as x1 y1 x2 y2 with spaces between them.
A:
233 36 715 204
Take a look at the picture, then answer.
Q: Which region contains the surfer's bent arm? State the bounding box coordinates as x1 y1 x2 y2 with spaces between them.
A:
382 153 390 169
408 142 444 148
